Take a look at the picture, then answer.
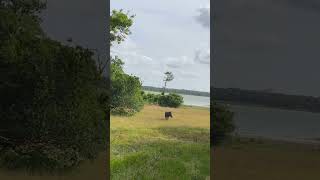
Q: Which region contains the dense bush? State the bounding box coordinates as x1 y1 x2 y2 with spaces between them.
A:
0 143 81 172
158 93 184 108
142 92 161 104
110 57 144 116
109 10 145 116
142 92 184 108
211 102 235 146
0 1 107 171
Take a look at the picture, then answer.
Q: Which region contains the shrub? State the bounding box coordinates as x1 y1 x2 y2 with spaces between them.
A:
0 144 81 172
211 102 235 146
158 93 184 108
110 107 138 116
110 57 144 116
0 40 107 170
0 4 107 169
142 92 161 104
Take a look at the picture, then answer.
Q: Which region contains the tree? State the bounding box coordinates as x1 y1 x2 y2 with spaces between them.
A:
110 9 135 45
110 56 144 115
0 1 107 170
158 93 184 108
162 71 174 94
109 10 143 116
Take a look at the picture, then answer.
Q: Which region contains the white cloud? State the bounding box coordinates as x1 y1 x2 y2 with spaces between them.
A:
111 38 155 65
195 7 210 29
111 0 210 92
176 70 199 79
164 56 194 68
194 46 210 65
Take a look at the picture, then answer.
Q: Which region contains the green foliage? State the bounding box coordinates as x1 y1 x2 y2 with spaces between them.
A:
110 9 135 45
142 92 184 108
111 127 209 179
0 0 46 16
110 10 144 116
142 93 161 104
158 93 184 108
0 144 81 172
163 72 174 82
0 1 107 171
211 102 235 146
162 71 174 94
110 57 144 116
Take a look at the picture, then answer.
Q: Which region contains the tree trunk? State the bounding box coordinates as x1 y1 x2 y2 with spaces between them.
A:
163 81 167 95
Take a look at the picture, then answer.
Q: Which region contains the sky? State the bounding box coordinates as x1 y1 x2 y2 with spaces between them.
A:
213 0 320 97
38 0 320 96
111 0 210 92
40 0 107 63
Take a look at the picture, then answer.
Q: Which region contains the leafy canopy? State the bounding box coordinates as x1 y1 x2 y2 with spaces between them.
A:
110 10 143 116
110 9 135 45
0 0 107 171
164 71 174 82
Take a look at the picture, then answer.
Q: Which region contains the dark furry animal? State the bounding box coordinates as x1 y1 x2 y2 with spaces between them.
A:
165 112 173 120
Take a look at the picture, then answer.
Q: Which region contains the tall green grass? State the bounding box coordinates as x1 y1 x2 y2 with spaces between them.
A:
111 127 210 179
111 105 210 179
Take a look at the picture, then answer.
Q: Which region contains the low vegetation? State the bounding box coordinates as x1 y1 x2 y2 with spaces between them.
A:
158 93 184 108
0 153 107 179
143 92 184 108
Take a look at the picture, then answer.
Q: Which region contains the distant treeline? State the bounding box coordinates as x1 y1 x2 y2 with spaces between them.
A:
142 86 210 97
212 87 320 113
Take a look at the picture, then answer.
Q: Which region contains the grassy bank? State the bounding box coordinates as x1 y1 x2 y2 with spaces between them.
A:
213 137 320 180
111 105 210 179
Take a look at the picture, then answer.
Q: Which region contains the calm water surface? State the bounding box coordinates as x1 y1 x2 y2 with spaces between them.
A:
228 104 320 143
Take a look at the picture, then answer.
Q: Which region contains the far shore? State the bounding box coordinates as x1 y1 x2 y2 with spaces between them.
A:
181 104 210 109
215 100 320 114
230 135 320 147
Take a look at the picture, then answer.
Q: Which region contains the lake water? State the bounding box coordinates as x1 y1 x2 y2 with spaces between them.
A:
145 91 210 107
227 104 320 143
144 91 320 142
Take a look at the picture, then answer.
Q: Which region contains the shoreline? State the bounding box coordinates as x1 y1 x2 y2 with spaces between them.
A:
143 90 210 108
181 104 210 109
233 135 320 146
143 89 210 97
215 100 320 114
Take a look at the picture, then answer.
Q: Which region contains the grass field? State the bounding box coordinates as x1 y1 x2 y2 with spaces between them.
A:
213 137 320 180
111 105 210 179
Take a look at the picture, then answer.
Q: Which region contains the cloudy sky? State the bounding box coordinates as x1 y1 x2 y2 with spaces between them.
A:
213 0 320 97
111 0 210 92
40 0 107 64
38 0 320 96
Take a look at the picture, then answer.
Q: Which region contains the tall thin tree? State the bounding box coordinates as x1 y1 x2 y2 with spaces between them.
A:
162 71 174 94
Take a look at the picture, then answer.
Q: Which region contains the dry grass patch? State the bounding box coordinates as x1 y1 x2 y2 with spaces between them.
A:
111 105 209 129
